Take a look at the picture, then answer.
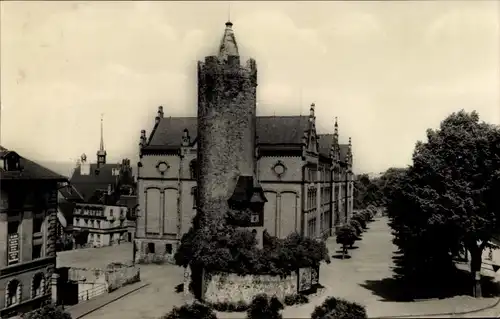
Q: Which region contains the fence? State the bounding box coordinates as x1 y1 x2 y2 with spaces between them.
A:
77 283 108 302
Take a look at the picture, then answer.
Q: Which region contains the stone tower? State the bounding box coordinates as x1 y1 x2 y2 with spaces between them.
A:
197 21 266 230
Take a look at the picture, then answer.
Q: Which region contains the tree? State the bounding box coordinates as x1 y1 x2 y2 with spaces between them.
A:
247 294 284 319
336 225 357 258
388 110 500 297
22 304 72 319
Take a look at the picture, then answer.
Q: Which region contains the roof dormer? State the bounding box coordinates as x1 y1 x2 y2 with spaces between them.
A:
1 151 22 171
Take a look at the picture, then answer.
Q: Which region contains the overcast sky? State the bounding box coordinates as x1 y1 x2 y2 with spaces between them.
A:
1 1 499 174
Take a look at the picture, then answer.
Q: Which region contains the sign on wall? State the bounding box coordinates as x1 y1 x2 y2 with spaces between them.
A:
298 267 312 292
8 233 20 265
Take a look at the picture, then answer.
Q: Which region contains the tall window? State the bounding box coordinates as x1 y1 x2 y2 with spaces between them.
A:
7 221 20 265
33 214 43 234
32 244 42 259
189 160 197 180
31 273 45 298
6 279 21 307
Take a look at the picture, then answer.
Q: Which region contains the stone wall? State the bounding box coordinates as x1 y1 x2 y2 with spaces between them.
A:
67 263 140 301
204 272 297 304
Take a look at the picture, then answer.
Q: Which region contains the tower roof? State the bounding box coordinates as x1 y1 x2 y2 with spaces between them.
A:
218 21 239 61
97 114 106 157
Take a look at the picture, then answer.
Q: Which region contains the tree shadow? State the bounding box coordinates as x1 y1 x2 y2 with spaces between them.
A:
332 254 352 260
335 246 359 253
360 266 500 302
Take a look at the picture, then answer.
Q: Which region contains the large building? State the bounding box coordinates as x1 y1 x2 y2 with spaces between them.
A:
0 146 68 318
60 118 138 248
134 21 354 263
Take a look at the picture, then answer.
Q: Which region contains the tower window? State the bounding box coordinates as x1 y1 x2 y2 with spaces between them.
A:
189 160 197 180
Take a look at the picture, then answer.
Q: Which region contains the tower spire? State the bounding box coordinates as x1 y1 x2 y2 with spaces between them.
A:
97 113 107 167
100 114 104 151
218 19 239 61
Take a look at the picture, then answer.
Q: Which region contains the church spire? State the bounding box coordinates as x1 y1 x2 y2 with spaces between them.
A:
97 114 107 167
218 20 239 62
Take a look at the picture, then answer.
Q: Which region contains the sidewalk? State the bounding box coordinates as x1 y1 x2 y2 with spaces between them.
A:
217 216 500 319
67 281 149 319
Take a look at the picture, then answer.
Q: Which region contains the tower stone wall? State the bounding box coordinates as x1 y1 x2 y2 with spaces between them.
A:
197 54 258 222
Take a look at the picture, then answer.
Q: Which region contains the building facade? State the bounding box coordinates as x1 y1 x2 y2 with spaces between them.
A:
134 21 354 264
0 146 67 318
59 118 138 248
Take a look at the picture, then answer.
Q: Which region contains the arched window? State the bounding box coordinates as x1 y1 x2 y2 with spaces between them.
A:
189 160 197 180
5 279 22 307
31 273 45 298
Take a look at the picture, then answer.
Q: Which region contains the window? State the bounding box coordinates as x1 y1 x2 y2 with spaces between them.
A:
189 160 197 180
31 273 45 298
147 242 155 254
84 219 88 227
96 220 101 229
110 209 114 217
6 279 21 307
33 214 43 234
96 234 101 242
32 244 42 259
250 213 259 223
165 244 173 255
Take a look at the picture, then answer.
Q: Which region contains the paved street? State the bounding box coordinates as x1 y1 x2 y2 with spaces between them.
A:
62 218 500 319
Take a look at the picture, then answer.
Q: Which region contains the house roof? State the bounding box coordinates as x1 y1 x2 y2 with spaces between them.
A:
116 195 138 211
0 145 67 181
145 116 310 150
316 134 349 162
69 163 121 202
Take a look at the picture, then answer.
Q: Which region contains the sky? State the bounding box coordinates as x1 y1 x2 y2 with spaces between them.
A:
1 1 499 174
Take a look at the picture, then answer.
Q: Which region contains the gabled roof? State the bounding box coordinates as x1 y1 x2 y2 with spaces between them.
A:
144 116 310 150
69 163 121 202
0 145 67 181
316 134 349 162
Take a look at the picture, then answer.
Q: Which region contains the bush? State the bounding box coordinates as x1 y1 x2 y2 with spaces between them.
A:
175 211 330 278
284 293 309 306
247 294 284 319
349 219 363 236
22 304 72 319
311 297 367 319
162 302 217 319
351 215 367 229
210 300 248 312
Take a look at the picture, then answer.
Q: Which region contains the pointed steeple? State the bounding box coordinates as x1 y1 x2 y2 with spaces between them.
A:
97 114 107 167
218 20 239 62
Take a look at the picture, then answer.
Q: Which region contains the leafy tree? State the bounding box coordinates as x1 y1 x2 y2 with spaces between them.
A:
162 302 217 319
22 304 72 319
311 296 367 319
388 110 500 297
246 294 284 319
336 225 357 258
349 219 363 237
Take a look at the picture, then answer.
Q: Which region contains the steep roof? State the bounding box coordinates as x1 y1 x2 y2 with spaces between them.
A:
0 145 67 181
69 163 121 202
145 116 310 150
218 21 239 61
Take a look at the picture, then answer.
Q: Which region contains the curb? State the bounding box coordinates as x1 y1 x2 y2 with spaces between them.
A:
370 296 500 318
72 282 150 319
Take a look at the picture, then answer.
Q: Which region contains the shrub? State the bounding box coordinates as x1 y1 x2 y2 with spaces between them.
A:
247 294 284 319
175 211 330 278
349 219 363 236
284 293 309 306
351 215 367 229
22 304 72 319
311 297 367 319
162 302 217 319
